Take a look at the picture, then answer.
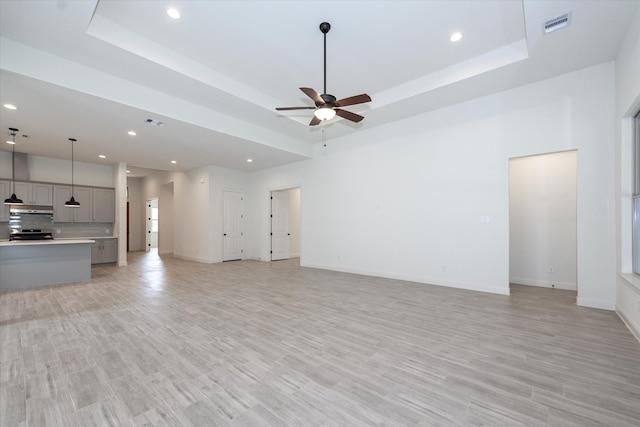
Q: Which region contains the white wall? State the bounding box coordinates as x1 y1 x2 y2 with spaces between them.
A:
249 62 615 305
138 165 247 263
0 153 114 187
126 177 144 251
509 151 577 290
615 5 640 340
141 170 198 259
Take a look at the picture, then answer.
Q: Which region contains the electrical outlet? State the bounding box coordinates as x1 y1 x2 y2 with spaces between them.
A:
548 266 554 273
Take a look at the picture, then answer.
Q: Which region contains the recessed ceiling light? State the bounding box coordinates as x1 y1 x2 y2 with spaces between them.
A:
247 158 253 163
171 160 177 164
3 104 17 110
450 32 462 42
99 155 106 159
128 131 136 136
167 7 180 19
126 170 131 173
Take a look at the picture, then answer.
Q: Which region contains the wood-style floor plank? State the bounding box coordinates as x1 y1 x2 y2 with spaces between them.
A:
1 252 639 426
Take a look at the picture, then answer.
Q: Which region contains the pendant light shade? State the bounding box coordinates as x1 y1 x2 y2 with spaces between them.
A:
65 196 80 207
65 138 80 208
4 128 24 205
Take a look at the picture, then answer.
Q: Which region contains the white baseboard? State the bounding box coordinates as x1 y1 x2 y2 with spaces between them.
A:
173 254 212 264
577 297 615 311
301 262 510 296
509 277 576 291
616 310 640 343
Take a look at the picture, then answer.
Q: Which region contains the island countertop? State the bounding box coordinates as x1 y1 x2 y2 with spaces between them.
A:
0 239 95 247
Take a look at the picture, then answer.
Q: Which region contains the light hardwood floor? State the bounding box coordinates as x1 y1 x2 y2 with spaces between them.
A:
1 251 639 426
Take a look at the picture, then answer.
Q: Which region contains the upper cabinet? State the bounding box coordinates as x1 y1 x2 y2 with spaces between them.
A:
93 188 115 223
0 180 12 221
53 185 113 223
2 180 115 224
14 181 52 205
74 187 93 223
1 180 53 222
53 185 92 223
53 185 73 222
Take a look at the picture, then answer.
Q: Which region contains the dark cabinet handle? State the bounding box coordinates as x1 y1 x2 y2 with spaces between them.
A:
223 233 227 236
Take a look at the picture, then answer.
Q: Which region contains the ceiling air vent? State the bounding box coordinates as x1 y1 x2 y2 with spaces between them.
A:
145 118 165 127
544 12 571 34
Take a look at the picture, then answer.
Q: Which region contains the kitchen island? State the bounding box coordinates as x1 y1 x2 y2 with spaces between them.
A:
0 239 94 291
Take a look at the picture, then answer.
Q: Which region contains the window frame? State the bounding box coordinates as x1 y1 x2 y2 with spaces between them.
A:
632 111 640 275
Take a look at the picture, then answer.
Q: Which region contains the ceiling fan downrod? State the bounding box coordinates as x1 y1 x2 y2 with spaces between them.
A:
320 22 330 95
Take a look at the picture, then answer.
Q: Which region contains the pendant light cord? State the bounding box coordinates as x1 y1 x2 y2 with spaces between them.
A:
9 129 17 193
70 138 75 197
11 145 16 193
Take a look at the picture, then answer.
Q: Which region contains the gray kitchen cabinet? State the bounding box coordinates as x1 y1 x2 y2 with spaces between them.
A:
0 180 12 221
14 181 52 205
53 185 92 223
91 238 117 264
92 188 115 223
74 187 93 222
53 185 73 222
1 180 53 221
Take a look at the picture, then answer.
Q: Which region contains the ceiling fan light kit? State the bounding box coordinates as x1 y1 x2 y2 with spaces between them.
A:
276 22 371 126
315 107 336 121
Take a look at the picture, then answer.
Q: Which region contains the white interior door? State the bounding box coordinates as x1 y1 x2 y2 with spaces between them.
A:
223 190 244 261
271 191 290 261
145 198 158 252
145 201 151 253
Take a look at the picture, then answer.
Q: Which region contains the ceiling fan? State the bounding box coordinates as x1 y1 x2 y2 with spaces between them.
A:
276 22 372 126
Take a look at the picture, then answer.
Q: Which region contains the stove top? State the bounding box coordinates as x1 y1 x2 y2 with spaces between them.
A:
9 229 54 241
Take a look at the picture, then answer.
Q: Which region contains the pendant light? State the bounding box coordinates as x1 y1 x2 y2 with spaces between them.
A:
64 138 80 207
4 128 24 205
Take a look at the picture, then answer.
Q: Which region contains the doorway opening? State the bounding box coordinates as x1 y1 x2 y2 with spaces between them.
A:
509 150 577 297
271 187 301 261
146 198 158 253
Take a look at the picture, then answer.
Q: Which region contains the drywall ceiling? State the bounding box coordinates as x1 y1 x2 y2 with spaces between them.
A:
0 0 637 174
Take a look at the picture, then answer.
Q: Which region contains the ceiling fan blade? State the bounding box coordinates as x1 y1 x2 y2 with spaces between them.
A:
335 94 371 107
275 106 316 111
300 87 324 106
335 108 364 123
309 115 322 126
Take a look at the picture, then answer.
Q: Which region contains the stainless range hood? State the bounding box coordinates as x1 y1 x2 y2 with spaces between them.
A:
9 205 54 215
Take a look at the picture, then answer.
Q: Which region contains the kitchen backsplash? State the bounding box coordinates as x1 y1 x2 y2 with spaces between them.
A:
0 222 114 239
52 223 115 239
